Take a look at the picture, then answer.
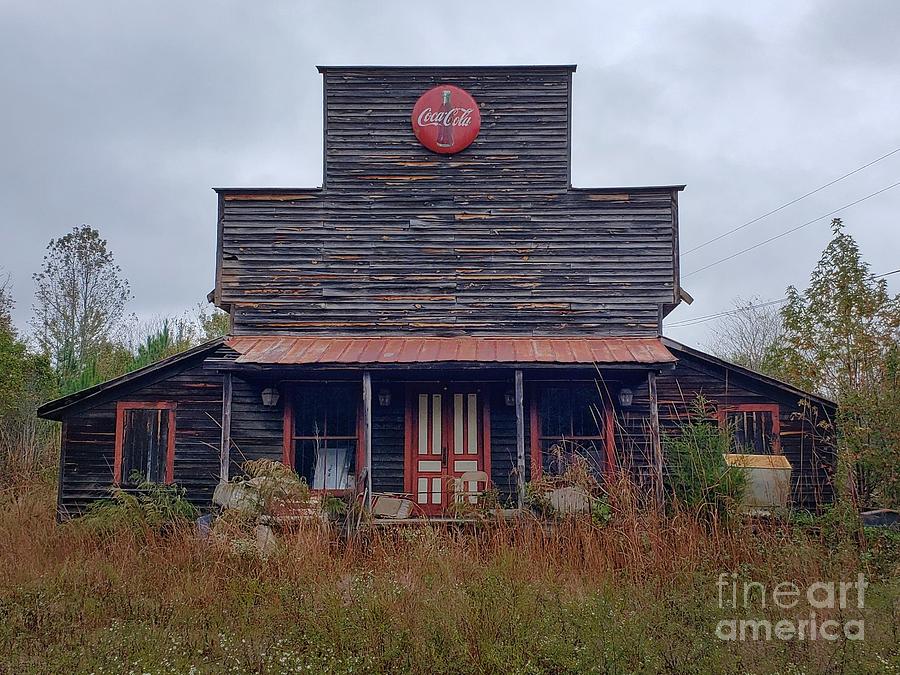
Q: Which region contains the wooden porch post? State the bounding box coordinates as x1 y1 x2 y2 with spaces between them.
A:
219 372 232 483
515 369 526 509
647 371 664 505
362 371 373 510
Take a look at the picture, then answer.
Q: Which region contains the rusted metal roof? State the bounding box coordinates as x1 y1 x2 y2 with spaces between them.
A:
225 336 676 366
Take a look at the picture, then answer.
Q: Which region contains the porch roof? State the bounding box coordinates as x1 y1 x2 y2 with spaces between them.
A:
224 336 676 367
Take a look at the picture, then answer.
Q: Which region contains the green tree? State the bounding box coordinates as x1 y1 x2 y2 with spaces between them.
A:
0 277 57 480
31 226 130 387
774 218 900 507
196 303 230 340
129 318 197 371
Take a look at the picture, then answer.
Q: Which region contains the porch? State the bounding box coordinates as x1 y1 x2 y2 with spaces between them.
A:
213 336 677 515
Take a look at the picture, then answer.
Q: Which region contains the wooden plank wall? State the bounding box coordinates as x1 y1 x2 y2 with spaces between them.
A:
219 188 676 336
216 67 677 337
58 364 223 518
227 376 285 473
321 66 572 192
613 356 836 509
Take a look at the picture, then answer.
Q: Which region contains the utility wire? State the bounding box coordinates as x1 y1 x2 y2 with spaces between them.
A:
667 269 900 328
682 145 900 256
682 180 900 279
667 299 788 328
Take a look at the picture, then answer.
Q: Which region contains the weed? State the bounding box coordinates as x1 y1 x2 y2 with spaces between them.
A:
665 396 746 519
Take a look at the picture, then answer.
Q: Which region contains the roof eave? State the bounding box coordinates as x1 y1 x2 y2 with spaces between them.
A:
37 338 226 421
660 337 837 409
316 64 578 73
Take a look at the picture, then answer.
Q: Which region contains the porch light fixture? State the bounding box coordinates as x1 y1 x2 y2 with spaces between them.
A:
378 388 392 407
617 388 634 408
504 390 515 407
261 387 280 407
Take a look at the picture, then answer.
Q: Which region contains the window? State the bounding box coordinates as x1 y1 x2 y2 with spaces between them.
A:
114 402 176 485
718 404 781 455
531 383 613 479
285 384 359 492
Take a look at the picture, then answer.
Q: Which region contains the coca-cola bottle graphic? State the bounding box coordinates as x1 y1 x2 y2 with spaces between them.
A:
436 89 454 148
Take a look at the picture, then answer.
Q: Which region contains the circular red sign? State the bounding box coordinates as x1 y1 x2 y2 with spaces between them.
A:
411 84 481 155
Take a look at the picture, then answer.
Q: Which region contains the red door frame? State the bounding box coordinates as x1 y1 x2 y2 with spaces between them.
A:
114 401 177 485
403 384 492 513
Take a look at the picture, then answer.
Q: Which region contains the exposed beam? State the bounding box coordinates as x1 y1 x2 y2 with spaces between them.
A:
515 369 526 510
647 371 664 505
220 373 232 483
362 371 373 510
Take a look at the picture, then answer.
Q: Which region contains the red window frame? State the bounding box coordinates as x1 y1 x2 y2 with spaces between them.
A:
529 383 616 480
113 401 177 485
282 385 364 496
717 403 782 454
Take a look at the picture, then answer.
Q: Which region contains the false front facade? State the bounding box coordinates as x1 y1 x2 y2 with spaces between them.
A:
40 66 836 517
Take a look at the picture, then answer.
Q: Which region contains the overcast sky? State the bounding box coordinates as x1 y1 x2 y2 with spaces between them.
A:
1 0 898 349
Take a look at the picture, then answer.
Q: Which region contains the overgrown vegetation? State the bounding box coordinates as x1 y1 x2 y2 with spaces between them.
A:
77 478 198 536
711 218 900 510
1 474 898 673
664 397 746 519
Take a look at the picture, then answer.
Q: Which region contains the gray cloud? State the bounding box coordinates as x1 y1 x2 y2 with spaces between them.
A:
1 0 898 347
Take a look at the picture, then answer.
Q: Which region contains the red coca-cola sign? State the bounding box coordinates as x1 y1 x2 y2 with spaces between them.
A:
411 85 480 155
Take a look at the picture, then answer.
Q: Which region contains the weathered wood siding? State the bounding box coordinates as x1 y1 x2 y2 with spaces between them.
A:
215 66 678 337
227 375 285 473
58 364 222 518
487 385 532 504
218 188 677 336
321 66 573 192
370 380 405 494
613 355 836 509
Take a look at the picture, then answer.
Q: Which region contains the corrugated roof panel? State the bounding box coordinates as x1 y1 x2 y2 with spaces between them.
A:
227 336 676 366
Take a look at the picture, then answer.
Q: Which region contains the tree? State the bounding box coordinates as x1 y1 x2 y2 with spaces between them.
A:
707 296 785 376
196 303 230 340
0 276 56 480
31 226 130 384
774 218 900 507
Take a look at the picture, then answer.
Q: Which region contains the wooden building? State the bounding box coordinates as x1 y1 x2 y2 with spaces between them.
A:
38 65 836 518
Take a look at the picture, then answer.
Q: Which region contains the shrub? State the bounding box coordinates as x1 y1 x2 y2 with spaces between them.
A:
664 397 746 519
76 477 197 535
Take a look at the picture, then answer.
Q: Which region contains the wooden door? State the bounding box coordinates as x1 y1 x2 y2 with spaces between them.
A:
407 389 486 514
115 403 176 485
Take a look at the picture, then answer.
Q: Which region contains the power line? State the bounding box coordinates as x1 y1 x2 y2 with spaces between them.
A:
667 299 788 328
682 180 900 279
667 269 900 328
682 145 900 256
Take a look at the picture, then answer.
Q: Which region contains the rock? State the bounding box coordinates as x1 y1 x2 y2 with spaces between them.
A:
213 480 263 514
195 513 215 537
544 486 593 515
254 524 277 556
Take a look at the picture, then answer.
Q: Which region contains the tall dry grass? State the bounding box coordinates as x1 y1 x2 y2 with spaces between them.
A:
1 474 897 673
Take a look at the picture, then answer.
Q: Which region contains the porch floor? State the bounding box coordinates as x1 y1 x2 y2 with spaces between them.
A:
369 509 522 527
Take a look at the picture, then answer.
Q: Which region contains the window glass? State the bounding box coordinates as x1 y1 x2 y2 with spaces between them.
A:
537 384 606 477
291 384 358 491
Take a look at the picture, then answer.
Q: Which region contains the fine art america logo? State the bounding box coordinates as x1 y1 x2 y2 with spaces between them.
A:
716 573 868 641
411 84 481 155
